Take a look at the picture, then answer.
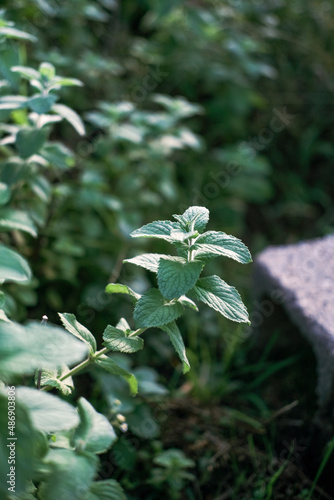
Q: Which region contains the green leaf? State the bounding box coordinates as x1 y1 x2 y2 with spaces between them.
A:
124 253 169 273
0 95 29 110
0 244 31 283
160 321 190 373
193 231 252 264
35 367 74 395
38 449 98 500
103 325 144 353
0 183 10 205
72 397 117 454
0 27 37 42
0 209 37 236
85 480 126 500
28 94 58 114
105 283 141 302
39 62 56 80
0 321 88 377
188 275 250 323
16 387 79 432
59 313 97 354
157 257 203 299
178 295 198 311
49 77 83 88
175 206 209 233
130 220 181 242
11 65 41 81
116 317 131 332
0 391 45 497
52 103 85 136
16 128 48 158
134 288 184 328
94 355 138 395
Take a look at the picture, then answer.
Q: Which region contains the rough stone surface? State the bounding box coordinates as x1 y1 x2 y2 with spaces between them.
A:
253 234 334 410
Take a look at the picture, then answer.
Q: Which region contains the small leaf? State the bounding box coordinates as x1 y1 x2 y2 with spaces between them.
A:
59 312 97 354
130 220 181 242
176 206 209 232
35 367 74 395
193 231 252 264
72 397 117 454
27 94 58 114
16 128 48 158
0 244 31 283
94 355 138 395
178 295 198 311
103 325 144 353
188 275 250 323
52 103 85 136
124 253 169 273
105 283 141 302
134 288 184 328
157 257 203 299
85 479 126 500
39 62 56 80
116 317 131 332
16 387 79 432
0 183 10 205
0 209 37 236
160 321 190 373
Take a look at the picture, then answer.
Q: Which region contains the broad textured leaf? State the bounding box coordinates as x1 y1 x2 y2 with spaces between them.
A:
188 275 250 323
103 325 144 353
0 391 46 497
193 231 252 264
38 449 98 500
0 183 10 205
16 387 79 432
134 288 184 328
179 206 209 232
157 257 203 299
94 355 138 395
130 220 181 242
0 209 37 236
72 398 116 454
52 103 85 136
59 312 97 354
16 128 48 158
124 253 169 273
50 77 83 88
105 283 141 302
28 94 58 114
85 480 126 500
0 321 88 377
160 321 190 373
0 245 31 283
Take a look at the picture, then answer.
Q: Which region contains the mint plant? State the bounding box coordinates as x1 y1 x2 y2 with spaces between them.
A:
0 205 251 500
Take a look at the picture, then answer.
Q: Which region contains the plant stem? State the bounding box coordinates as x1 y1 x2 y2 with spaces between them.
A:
42 327 148 390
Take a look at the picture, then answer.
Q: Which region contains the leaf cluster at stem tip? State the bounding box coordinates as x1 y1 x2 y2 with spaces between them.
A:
106 206 252 373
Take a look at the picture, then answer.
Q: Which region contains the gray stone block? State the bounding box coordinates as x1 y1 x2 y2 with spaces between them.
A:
253 235 334 411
